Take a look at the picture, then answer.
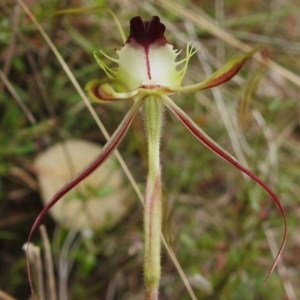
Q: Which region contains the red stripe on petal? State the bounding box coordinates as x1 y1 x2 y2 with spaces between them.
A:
145 47 152 80
125 16 169 81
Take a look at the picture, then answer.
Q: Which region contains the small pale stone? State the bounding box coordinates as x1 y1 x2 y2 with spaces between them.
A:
34 139 133 231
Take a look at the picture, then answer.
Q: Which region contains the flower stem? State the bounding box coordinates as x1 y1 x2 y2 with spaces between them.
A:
143 95 164 300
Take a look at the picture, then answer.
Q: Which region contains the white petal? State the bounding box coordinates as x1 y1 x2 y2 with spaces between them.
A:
114 43 183 91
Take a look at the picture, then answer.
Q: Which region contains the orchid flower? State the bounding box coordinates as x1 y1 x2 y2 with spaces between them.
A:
28 16 286 300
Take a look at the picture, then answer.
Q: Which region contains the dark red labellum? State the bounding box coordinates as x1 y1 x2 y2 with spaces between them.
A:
126 16 167 47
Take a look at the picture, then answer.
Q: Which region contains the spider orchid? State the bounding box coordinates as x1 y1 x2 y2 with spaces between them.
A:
28 16 286 300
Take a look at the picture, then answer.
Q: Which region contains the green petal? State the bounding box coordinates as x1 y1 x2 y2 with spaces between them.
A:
85 80 139 102
167 48 258 94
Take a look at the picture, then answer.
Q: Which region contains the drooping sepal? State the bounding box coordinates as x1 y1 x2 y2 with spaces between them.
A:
26 98 143 296
163 95 286 284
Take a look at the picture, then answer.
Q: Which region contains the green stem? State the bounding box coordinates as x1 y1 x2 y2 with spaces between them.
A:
143 95 164 300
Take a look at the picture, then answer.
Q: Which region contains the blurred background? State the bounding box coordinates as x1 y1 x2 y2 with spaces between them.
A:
1 0 300 299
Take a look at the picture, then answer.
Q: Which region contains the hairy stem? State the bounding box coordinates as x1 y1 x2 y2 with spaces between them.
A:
143 95 164 300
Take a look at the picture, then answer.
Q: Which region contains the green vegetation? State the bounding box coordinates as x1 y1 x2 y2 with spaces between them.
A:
1 0 299 299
